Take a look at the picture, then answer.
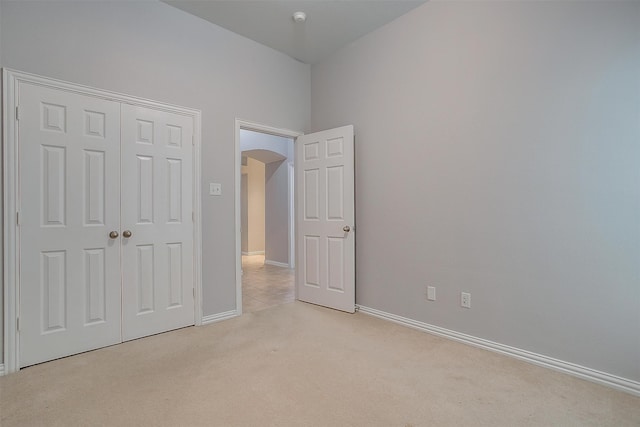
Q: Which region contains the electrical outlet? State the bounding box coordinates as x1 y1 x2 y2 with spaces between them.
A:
461 292 471 308
427 286 436 301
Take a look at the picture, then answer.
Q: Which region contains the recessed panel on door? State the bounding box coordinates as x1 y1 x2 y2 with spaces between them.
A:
84 111 106 138
84 248 106 324
84 150 105 225
327 238 345 292
304 169 320 221
41 145 66 226
326 166 344 221
137 245 155 314
137 155 154 224
167 243 183 308
41 250 67 333
167 158 182 223
304 236 321 288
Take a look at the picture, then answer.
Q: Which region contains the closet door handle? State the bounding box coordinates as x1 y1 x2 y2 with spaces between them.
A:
109 231 119 239
123 230 132 238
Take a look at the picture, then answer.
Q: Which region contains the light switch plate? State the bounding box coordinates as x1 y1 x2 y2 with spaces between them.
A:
209 183 222 196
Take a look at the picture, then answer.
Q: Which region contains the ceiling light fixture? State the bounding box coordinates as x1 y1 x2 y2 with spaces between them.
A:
292 11 307 23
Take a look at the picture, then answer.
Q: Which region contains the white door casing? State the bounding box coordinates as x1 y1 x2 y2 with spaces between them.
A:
234 120 302 315
19 83 122 367
295 125 355 313
121 105 195 341
3 69 202 373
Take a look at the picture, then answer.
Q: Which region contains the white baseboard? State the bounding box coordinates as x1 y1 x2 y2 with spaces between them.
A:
357 305 640 397
201 310 238 325
242 251 264 256
265 259 290 268
0 364 4 376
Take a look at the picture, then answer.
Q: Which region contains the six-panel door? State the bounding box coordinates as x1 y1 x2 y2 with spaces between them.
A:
19 84 122 367
120 105 195 341
295 125 355 313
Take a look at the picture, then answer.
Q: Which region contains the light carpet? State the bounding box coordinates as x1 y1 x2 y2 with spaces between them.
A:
1 301 638 426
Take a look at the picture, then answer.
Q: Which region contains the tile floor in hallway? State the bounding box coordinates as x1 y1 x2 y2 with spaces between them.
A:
242 255 295 313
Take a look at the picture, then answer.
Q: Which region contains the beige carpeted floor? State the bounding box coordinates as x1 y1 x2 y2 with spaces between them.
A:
1 301 639 426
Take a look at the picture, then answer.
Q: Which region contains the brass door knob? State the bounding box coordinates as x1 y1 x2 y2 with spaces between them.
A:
109 231 119 239
123 230 132 238
343 226 351 232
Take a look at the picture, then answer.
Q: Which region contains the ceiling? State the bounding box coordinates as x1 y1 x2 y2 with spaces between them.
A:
163 0 427 64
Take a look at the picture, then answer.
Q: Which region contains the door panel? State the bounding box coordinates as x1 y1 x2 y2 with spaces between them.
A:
121 105 194 341
19 83 122 367
296 125 355 313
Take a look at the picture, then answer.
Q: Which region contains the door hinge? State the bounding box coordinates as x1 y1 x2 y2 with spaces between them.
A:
16 211 20 226
15 105 20 121
192 136 194 146
192 211 195 222
16 317 20 332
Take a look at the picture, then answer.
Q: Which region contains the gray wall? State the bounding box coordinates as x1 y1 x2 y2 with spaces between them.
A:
243 158 266 253
265 158 290 265
0 0 310 357
311 1 640 381
241 174 249 254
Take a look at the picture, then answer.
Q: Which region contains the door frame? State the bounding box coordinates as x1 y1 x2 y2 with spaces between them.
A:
234 119 302 315
2 69 203 373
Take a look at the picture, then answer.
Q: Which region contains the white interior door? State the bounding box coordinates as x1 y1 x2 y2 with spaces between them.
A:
121 105 195 341
295 125 355 313
19 83 122 367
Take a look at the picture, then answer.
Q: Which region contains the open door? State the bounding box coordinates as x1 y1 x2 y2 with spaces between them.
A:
295 125 355 313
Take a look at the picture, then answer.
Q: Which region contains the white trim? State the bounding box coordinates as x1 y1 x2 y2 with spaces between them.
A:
0 364 4 376
357 305 640 397
3 68 20 374
242 250 265 256
264 260 290 269
2 68 203 373
235 119 302 318
288 162 295 269
201 310 238 325
193 111 203 327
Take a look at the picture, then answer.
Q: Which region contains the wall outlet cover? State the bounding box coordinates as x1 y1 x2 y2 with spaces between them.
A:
461 292 471 308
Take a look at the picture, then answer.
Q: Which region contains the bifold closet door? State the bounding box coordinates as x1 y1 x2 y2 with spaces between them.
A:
19 83 122 367
120 104 195 341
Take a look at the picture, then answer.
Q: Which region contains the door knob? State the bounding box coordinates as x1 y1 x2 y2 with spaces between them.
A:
109 231 119 239
343 226 351 232
122 230 132 238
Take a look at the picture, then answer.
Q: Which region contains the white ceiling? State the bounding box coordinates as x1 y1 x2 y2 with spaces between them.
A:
163 0 426 64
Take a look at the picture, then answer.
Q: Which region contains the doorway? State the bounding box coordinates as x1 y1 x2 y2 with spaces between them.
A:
240 129 294 312
235 120 302 314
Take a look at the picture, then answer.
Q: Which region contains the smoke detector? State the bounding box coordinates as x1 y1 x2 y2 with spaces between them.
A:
292 11 307 23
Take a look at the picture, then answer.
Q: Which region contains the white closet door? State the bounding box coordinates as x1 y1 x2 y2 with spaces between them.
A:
19 83 122 367
121 105 195 341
